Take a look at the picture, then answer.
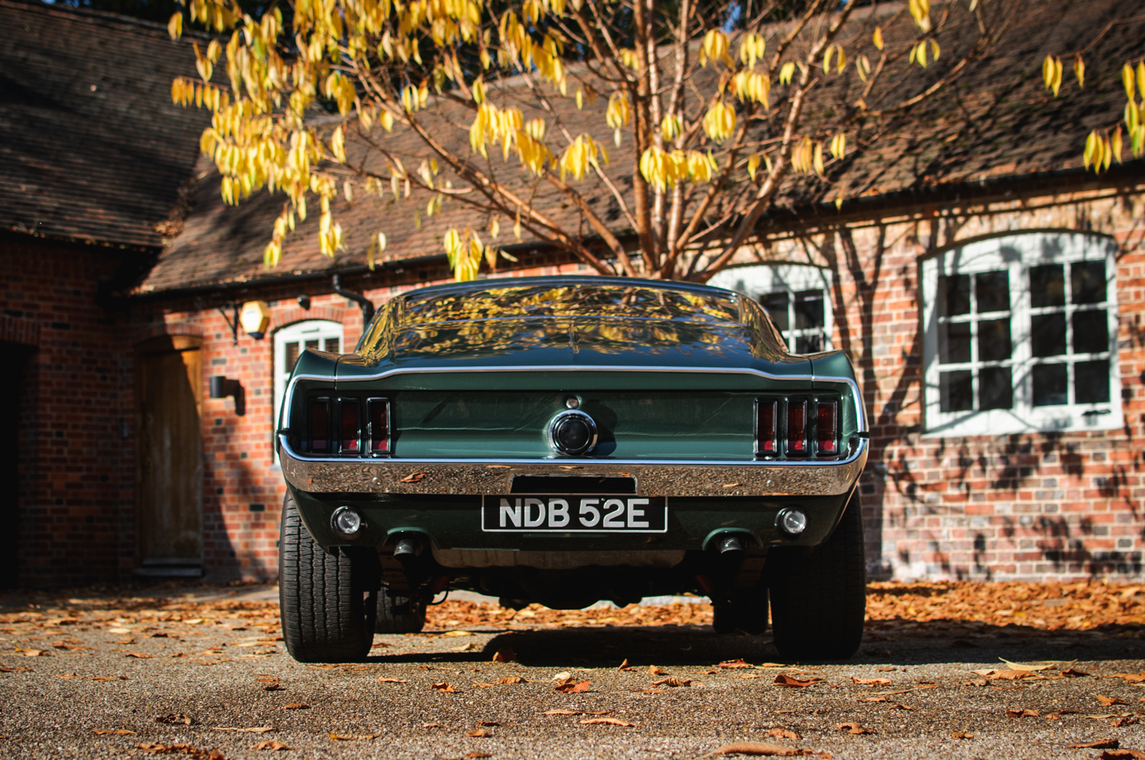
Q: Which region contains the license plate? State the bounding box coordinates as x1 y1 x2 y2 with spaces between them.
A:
481 495 668 533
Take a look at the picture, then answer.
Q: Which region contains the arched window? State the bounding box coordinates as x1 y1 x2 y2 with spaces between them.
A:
273 320 344 460
709 263 834 354
921 231 1121 436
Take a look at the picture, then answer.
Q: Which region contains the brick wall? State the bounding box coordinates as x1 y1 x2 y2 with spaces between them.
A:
754 186 1145 581
1 234 138 587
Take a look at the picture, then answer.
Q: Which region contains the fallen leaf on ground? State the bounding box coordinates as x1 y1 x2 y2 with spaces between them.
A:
478 721 502 727
282 703 309 710
19 649 45 657
1067 739 1120 749
764 728 801 740
555 680 591 693
858 696 889 703
491 648 516 663
253 741 290 751
431 682 455 692
774 674 821 688
542 710 580 716
212 727 273 734
1097 695 1126 707
950 732 973 740
834 722 874 735
618 659 633 671
377 677 408 684
649 665 665 675
126 653 152 659
422 722 445 729
263 684 284 691
92 729 136 735
974 669 1033 681
1005 709 1039 718
851 677 892 686
1109 674 1145 684
155 714 194 725
467 729 492 737
889 704 917 711
999 658 1060 672
496 676 526 685
580 718 638 727
1062 668 1091 678
652 677 692 687
718 659 754 669
465 753 492 759
329 733 377 741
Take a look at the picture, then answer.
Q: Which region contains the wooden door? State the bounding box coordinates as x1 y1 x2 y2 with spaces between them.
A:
137 336 203 573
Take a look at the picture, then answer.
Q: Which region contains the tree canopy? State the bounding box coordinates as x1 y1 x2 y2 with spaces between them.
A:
166 0 1145 282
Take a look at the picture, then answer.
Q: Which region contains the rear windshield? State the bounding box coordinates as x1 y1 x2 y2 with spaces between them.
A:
400 284 739 325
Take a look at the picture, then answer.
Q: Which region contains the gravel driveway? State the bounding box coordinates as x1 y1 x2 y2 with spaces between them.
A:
2 583 1145 759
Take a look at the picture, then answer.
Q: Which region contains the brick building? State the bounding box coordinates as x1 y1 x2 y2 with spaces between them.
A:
3 0 1144 586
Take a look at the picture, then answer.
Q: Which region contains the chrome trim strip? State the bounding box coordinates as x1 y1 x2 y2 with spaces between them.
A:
279 435 868 498
283 365 868 433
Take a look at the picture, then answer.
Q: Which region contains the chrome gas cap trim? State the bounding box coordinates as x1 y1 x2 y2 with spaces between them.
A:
547 409 598 456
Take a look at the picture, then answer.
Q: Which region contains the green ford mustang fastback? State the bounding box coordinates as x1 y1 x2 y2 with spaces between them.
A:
277 276 869 662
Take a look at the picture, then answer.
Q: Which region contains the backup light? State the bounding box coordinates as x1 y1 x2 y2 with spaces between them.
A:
787 399 808 456
331 506 364 538
776 508 808 536
340 399 361 454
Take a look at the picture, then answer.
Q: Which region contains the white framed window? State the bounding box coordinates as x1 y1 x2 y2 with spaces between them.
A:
273 320 344 460
709 263 834 353
922 231 1121 437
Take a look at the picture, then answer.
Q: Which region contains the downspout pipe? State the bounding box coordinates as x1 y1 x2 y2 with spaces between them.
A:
333 273 375 325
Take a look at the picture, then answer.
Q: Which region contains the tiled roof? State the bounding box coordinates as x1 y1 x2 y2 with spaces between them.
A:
140 0 1143 293
0 0 212 248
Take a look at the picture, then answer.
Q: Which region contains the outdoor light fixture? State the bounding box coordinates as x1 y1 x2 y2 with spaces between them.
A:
240 300 271 339
208 376 246 416
209 375 231 399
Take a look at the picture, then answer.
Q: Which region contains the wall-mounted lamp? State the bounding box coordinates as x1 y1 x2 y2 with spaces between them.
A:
240 301 271 339
209 376 246 416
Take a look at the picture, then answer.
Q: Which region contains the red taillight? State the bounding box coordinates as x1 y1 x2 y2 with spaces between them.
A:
309 397 331 454
368 398 390 456
340 399 360 454
757 399 777 457
816 400 838 456
787 399 808 456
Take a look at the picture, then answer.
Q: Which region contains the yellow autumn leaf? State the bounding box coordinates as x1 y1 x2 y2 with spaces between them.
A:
747 153 760 181
872 26 884 51
779 61 796 85
1111 127 1123 163
1073 57 1085 88
167 11 182 39
1123 63 1135 101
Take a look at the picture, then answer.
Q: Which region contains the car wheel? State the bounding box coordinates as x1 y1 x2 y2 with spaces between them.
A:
375 588 427 633
768 491 866 661
279 494 377 663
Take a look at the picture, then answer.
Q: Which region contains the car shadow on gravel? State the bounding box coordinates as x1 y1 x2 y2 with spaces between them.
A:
365 621 1145 668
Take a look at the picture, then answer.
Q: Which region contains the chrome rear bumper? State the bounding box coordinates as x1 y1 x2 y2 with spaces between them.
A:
279 436 867 498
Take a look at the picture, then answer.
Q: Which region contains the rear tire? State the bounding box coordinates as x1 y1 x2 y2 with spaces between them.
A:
375 588 427 633
768 491 866 661
279 494 376 663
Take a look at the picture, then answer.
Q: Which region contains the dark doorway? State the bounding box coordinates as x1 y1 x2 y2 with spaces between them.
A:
0 342 34 588
136 335 203 577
